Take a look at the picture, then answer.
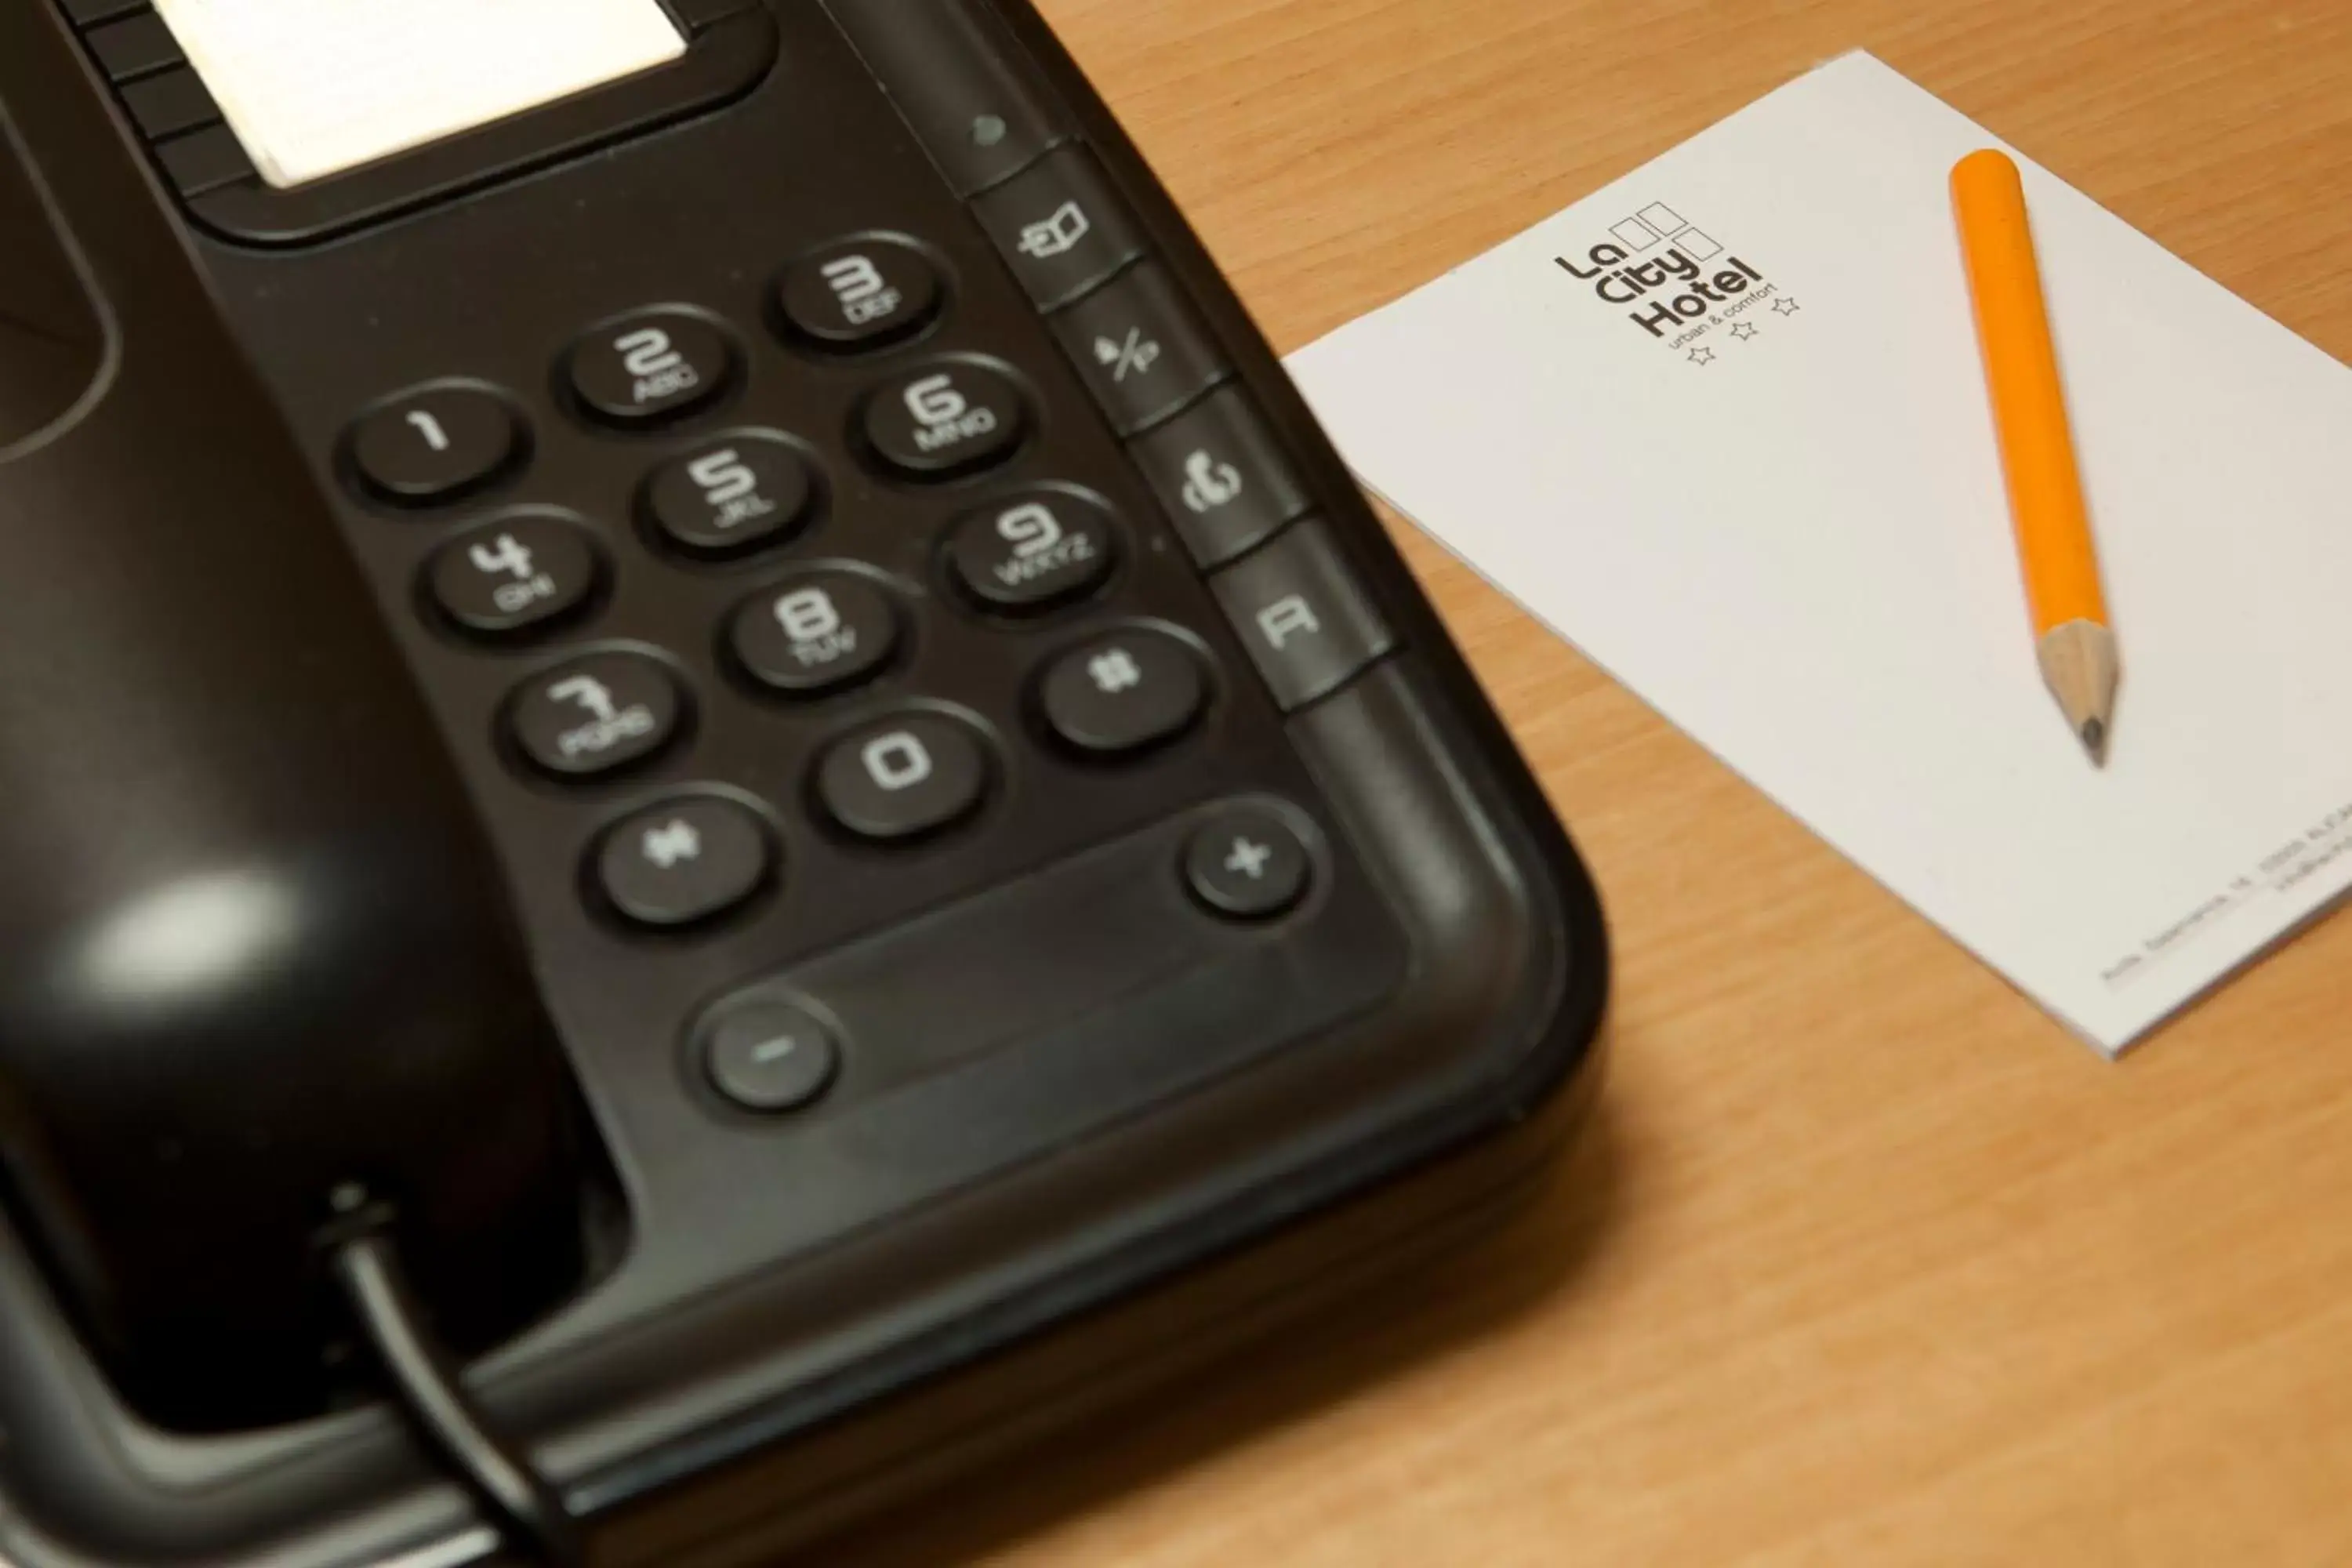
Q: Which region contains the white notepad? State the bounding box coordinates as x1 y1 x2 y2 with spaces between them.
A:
153 0 686 189
1287 53 2352 1054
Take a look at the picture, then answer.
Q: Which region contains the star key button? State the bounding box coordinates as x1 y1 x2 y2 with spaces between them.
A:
1183 806 1311 920
595 797 775 929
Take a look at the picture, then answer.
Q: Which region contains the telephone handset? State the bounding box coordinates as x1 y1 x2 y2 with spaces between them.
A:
0 3 1607 1564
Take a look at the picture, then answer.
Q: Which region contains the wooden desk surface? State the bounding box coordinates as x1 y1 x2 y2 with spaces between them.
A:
850 3 2352 1563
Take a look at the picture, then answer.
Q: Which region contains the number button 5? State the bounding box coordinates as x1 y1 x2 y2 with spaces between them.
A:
347 384 524 506
645 434 818 557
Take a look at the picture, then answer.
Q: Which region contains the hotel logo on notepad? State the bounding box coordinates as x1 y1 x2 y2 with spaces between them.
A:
1554 202 1785 358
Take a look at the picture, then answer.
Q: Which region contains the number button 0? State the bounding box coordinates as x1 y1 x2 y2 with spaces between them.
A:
815 713 990 842
566 310 735 428
645 434 816 557
348 384 523 506
728 571 900 696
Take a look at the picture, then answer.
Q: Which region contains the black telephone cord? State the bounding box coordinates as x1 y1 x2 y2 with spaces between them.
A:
328 1227 585 1568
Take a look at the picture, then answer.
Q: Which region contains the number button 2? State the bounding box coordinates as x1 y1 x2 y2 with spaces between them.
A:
347 384 524 506
645 434 818 557
566 310 736 428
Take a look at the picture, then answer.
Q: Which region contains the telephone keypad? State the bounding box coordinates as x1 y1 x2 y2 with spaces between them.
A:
566 311 736 429
508 653 685 779
775 238 945 353
644 434 815 558
945 488 1118 613
597 797 775 928
860 358 1029 479
427 516 602 639
350 386 524 507
815 713 992 842
728 572 902 698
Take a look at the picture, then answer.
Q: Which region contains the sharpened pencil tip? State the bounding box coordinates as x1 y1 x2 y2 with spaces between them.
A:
2078 717 2107 765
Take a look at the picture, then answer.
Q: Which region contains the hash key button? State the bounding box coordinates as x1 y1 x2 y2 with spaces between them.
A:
973 147 1145 311
509 652 684 779
1130 387 1312 567
1040 628 1207 756
597 797 774 929
1050 263 1227 435
1210 518 1396 711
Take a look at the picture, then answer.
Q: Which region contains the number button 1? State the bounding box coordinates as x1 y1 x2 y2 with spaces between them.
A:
347 385 523 506
645 434 816 557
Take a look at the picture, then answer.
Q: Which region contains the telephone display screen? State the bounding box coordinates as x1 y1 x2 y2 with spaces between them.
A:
153 0 687 189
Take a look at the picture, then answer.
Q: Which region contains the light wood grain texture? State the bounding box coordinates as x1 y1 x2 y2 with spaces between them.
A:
837 2 2352 1563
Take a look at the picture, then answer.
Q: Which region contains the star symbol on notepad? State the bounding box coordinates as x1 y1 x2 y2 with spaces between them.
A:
1730 322 1759 342
1687 347 1715 366
1771 296 1801 316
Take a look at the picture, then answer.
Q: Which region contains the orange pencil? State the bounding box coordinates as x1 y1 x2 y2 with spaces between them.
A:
1951 147 2118 764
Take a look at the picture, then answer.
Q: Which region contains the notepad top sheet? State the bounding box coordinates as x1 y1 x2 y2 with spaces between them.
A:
1287 53 2352 1054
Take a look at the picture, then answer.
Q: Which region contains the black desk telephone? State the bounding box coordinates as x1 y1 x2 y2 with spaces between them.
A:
0 2 1607 1561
